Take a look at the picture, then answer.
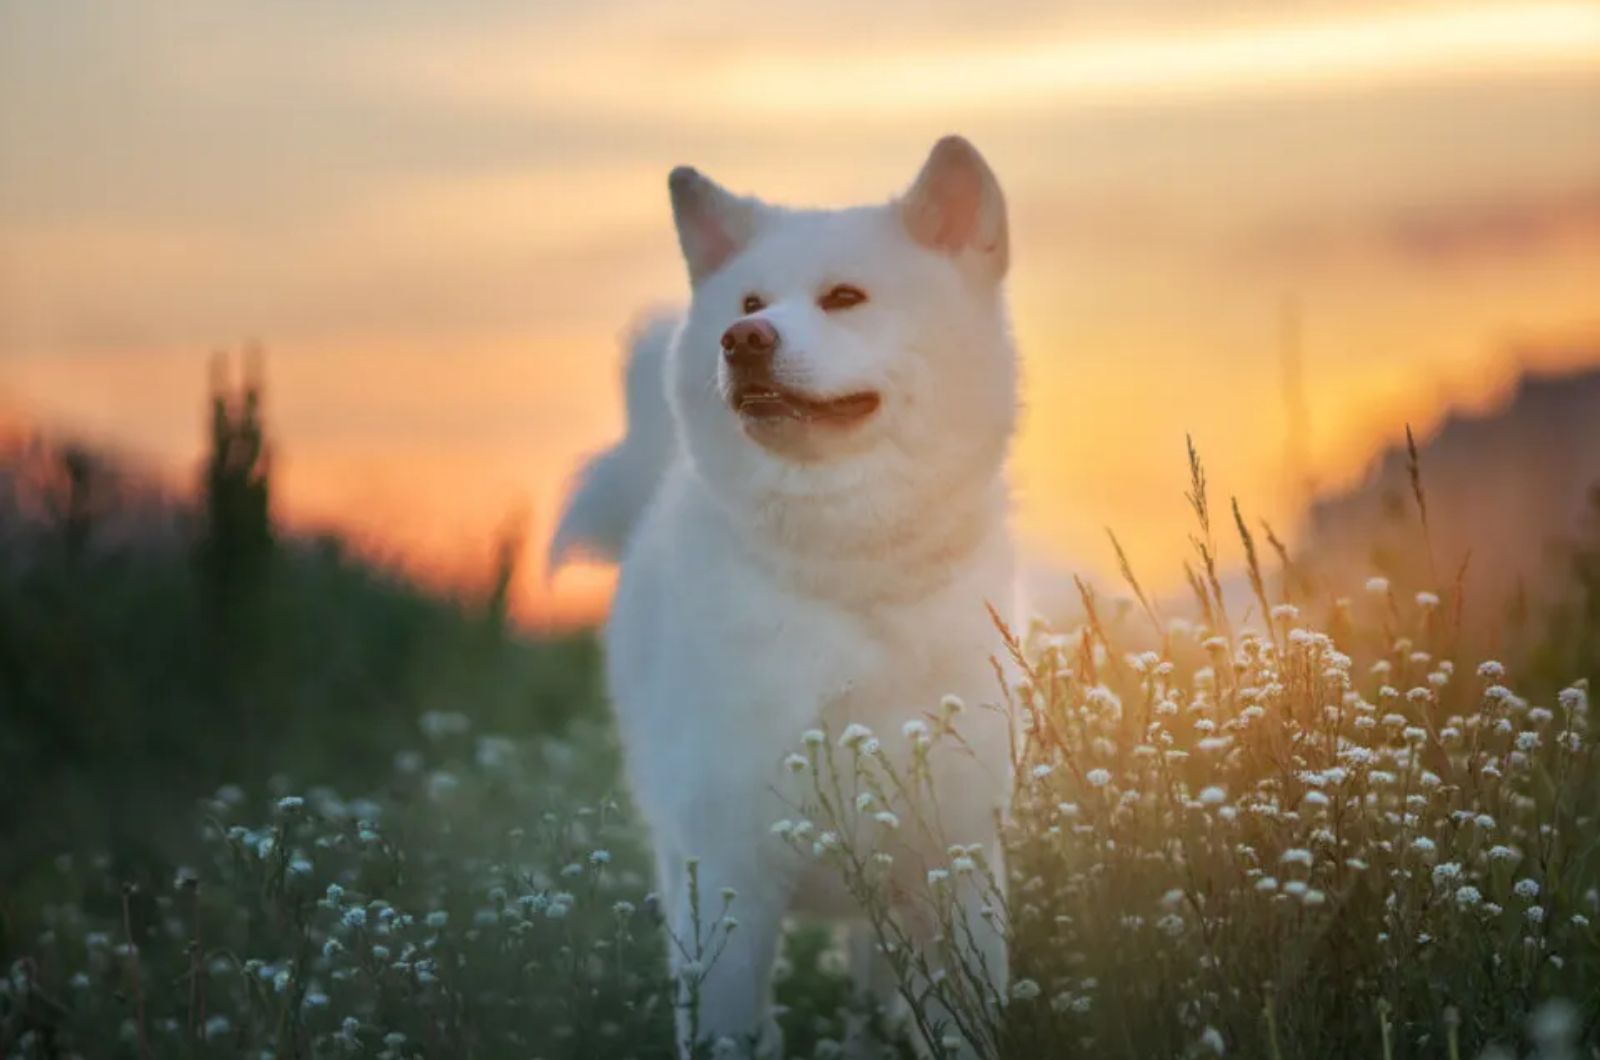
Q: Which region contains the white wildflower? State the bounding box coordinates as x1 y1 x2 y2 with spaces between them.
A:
1086 686 1121 714
838 723 874 750
418 710 469 739
1010 978 1041 1001
426 771 459 801
1530 999 1579 1047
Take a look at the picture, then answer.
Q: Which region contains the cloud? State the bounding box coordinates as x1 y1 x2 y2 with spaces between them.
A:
349 2 1600 123
1378 189 1600 265
1241 187 1600 272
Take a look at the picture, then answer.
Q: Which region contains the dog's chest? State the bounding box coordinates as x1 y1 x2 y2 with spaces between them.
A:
606 475 1013 836
813 599 989 725
685 559 1003 758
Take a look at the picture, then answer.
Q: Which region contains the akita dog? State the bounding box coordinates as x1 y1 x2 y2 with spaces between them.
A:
551 136 1019 1056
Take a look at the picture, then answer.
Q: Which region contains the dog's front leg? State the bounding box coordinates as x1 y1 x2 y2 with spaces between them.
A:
664 848 791 1059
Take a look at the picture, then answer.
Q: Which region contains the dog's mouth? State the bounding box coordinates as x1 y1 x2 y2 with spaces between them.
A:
730 382 881 426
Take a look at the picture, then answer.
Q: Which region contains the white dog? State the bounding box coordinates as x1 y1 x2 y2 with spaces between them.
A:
550 136 1019 1056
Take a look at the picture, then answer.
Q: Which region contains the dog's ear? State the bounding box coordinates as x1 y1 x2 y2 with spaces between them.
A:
899 136 1008 280
668 167 763 285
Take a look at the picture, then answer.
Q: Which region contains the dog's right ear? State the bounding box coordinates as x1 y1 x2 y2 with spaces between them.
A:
900 136 1009 282
668 167 762 285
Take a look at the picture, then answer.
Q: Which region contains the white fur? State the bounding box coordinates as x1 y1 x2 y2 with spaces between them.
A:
551 137 1019 1057
548 314 678 570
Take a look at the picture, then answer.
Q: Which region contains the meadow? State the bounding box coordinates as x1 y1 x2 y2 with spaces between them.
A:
2 384 1598 1059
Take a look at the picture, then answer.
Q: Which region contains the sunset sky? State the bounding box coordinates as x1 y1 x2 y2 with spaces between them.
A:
3 1 1599 624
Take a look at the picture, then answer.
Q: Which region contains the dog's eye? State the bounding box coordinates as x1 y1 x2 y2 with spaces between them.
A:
818 284 867 311
741 294 765 314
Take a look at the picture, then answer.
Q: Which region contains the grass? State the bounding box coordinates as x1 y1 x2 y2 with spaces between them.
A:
791 601 1596 1058
777 447 1600 1059
4 717 672 1058
3 422 1599 1057
0 714 887 1059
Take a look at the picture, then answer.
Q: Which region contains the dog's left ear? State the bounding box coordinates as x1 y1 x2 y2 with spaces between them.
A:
669 166 764 286
899 136 1008 281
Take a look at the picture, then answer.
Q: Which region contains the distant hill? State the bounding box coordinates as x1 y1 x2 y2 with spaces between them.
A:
1303 358 1600 617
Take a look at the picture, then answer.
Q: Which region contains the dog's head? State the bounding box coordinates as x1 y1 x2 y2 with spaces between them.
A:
665 136 1018 540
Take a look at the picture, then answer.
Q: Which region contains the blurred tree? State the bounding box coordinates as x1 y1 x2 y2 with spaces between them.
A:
54 445 96 561
195 347 274 617
484 509 528 637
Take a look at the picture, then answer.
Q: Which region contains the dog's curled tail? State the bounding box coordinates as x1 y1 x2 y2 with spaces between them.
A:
547 313 679 574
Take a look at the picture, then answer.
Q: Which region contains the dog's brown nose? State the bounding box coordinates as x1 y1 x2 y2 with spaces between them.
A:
721 318 778 369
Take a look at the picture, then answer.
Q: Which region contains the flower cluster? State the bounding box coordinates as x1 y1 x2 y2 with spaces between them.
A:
2 719 680 1059
789 587 1597 1058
